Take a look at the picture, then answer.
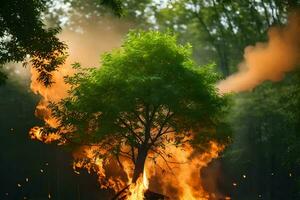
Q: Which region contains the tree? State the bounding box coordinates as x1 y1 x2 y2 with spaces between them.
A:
59 0 153 30
38 31 229 192
221 70 300 199
0 0 67 86
0 0 123 86
154 0 299 76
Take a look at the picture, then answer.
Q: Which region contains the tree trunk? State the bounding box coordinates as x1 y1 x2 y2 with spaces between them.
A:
111 147 148 200
132 146 148 183
220 52 229 77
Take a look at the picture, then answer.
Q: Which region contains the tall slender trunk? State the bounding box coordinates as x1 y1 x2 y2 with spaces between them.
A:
218 49 229 77
132 146 148 184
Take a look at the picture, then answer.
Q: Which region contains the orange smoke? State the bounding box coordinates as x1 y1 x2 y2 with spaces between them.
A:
217 13 300 94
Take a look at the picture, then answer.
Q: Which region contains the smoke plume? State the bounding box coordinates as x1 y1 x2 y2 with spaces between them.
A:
217 13 300 94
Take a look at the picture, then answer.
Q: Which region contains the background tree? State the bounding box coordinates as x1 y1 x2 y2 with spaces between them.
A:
39 31 229 189
0 0 67 85
154 0 299 76
0 0 122 86
219 70 300 199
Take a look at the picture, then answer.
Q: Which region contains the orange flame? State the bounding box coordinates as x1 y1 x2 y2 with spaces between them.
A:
145 141 223 200
72 145 128 192
29 126 62 144
126 170 149 200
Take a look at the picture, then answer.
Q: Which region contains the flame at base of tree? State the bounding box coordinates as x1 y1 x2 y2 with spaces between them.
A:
126 170 149 200
30 125 224 200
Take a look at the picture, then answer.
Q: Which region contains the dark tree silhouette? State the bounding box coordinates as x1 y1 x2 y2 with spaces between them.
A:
0 0 67 85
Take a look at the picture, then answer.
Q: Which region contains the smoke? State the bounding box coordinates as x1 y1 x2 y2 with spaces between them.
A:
217 13 300 94
1 62 31 86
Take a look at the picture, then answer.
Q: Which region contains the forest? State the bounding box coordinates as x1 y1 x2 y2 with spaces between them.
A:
1 0 300 200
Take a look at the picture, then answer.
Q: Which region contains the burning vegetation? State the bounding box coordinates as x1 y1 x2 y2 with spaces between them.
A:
29 31 230 199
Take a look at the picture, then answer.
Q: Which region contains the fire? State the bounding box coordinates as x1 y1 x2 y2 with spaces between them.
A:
72 145 128 192
35 100 59 128
65 139 223 200
145 141 223 200
71 145 148 199
126 170 149 200
29 126 62 144
143 170 149 189
29 79 226 200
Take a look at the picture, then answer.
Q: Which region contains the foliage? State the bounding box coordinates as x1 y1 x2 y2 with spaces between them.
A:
0 0 123 86
61 0 153 28
64 0 124 18
222 70 300 199
154 0 299 76
0 0 67 86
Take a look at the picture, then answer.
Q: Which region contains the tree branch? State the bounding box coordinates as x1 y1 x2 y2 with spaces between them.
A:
150 111 174 146
118 117 143 144
131 145 136 164
132 110 146 126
